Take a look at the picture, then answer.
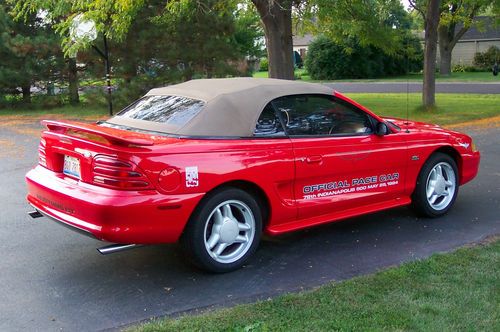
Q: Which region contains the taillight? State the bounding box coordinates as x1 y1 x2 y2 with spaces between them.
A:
92 155 151 190
39 138 47 167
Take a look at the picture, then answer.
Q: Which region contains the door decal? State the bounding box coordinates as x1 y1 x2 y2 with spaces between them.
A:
303 172 399 199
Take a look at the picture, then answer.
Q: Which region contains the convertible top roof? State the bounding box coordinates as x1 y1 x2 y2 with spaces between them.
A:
107 78 333 137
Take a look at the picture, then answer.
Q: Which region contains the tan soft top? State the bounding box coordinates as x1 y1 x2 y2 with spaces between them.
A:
107 78 333 137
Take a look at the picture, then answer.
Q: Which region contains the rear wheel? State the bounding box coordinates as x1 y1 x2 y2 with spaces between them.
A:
412 152 459 217
181 188 262 273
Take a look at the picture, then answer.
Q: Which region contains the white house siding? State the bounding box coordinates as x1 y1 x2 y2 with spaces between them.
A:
443 39 500 65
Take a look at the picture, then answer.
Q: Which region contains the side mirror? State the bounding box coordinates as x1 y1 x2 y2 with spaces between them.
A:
375 122 389 136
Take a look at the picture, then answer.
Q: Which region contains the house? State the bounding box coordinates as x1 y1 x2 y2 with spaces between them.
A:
292 34 314 59
442 17 500 65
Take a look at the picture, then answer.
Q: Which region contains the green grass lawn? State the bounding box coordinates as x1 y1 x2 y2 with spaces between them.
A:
0 104 107 118
254 71 500 83
132 239 499 331
345 93 500 125
1 93 499 126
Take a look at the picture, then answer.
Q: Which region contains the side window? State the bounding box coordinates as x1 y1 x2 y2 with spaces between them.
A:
253 103 286 137
272 95 373 136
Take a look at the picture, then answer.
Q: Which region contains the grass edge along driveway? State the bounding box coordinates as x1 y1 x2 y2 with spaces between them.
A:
132 238 499 332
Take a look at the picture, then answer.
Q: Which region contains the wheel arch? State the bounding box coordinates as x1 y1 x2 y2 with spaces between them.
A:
186 179 271 230
213 180 271 227
431 146 463 183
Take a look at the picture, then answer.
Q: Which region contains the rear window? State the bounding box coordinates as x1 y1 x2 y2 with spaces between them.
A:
115 95 204 126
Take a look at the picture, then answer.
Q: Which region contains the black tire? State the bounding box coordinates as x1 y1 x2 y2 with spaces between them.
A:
412 152 459 218
181 187 262 273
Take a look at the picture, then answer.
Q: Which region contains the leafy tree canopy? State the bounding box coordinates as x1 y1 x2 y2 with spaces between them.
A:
1 1 63 101
303 0 414 56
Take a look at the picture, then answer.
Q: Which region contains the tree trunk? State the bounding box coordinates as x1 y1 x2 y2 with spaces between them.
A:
422 0 441 109
439 47 452 76
438 24 454 76
252 0 294 80
68 58 79 105
122 37 138 83
21 84 31 104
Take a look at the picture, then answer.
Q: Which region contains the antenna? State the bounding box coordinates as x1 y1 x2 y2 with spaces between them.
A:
406 75 410 133
405 40 410 133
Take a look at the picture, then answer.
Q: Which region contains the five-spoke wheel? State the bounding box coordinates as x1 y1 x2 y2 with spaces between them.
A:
412 152 459 217
425 162 456 211
181 188 262 273
204 200 255 264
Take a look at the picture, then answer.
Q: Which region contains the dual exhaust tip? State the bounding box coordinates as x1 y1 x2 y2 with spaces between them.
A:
28 209 141 255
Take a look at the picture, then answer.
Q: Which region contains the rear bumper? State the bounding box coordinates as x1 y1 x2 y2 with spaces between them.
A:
28 203 97 239
26 166 204 244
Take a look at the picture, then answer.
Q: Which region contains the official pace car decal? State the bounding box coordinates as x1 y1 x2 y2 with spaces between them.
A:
303 172 399 200
185 166 199 187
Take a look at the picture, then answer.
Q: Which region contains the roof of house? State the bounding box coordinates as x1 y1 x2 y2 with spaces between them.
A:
458 16 500 40
108 78 333 137
293 34 314 47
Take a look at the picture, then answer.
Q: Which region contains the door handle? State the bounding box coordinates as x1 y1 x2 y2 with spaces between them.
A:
306 155 323 164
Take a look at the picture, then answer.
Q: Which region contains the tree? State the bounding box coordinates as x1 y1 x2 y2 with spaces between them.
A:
13 0 296 80
157 0 247 79
67 58 79 104
422 0 441 108
410 0 500 77
311 0 415 55
231 5 265 60
12 0 264 110
252 0 295 79
437 1 499 76
12 0 423 86
0 1 63 104
308 0 445 108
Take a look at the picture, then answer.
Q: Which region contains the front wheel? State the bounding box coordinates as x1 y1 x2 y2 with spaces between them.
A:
181 188 262 273
412 152 459 217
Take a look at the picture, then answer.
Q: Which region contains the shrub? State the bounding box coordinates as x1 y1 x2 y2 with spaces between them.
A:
259 58 269 72
452 63 467 72
305 35 423 80
452 63 481 73
0 92 66 110
473 46 500 70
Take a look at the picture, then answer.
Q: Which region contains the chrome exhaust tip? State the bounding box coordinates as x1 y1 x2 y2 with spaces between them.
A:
28 210 43 218
97 243 142 255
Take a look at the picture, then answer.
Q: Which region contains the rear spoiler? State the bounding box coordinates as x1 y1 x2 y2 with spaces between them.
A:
42 120 154 146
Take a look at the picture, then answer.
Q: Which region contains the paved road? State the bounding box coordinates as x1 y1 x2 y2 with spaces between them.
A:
324 82 500 94
0 119 499 331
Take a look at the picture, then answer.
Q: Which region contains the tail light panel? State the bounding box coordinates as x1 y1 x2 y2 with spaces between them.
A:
92 155 152 190
38 138 47 167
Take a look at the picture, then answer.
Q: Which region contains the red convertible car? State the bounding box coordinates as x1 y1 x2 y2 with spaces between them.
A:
26 78 480 272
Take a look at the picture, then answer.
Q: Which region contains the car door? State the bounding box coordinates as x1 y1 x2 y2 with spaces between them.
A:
271 94 407 221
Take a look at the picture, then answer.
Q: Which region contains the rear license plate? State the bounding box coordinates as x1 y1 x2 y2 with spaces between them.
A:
63 155 81 179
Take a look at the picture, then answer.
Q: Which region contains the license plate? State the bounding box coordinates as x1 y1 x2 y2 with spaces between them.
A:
63 155 81 179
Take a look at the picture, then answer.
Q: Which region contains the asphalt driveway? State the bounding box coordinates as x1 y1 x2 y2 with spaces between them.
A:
0 118 498 331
